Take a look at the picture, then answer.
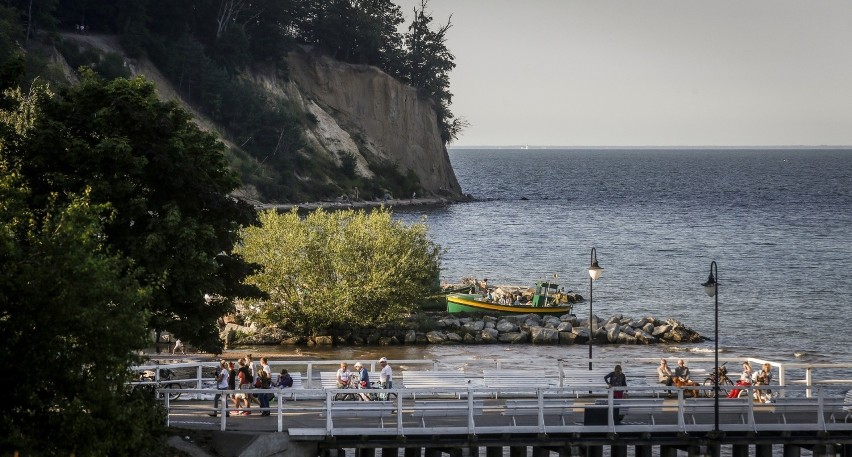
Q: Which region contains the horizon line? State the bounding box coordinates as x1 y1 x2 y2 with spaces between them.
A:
448 145 852 149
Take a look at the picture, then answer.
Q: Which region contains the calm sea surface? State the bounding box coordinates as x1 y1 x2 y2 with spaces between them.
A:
238 148 851 379
388 148 852 367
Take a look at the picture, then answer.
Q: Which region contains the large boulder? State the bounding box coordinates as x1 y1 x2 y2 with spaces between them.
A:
531 327 559 344
426 331 447 344
480 328 500 343
499 331 530 344
496 320 518 333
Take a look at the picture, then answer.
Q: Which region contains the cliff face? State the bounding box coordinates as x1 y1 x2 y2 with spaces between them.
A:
283 50 463 197
54 35 463 200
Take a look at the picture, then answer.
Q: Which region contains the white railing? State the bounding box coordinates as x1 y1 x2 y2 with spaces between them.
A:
157 383 852 435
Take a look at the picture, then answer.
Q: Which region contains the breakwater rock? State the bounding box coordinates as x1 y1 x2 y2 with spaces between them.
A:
224 312 704 347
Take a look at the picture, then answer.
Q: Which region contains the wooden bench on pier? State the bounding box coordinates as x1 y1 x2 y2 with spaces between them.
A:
272 372 304 400
483 369 556 397
411 400 484 427
681 397 754 427
502 399 575 426
401 371 469 398
559 370 611 397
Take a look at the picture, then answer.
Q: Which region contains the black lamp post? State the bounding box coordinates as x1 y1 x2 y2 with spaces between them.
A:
588 248 603 371
702 261 719 433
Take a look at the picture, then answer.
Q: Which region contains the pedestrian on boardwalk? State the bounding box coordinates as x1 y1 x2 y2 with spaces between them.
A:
210 360 229 417
172 338 185 354
379 357 392 389
604 364 627 399
255 368 272 416
236 358 253 415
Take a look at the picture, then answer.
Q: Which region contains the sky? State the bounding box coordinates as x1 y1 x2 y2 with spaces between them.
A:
395 0 852 147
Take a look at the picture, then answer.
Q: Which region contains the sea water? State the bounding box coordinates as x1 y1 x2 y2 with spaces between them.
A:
390 148 852 368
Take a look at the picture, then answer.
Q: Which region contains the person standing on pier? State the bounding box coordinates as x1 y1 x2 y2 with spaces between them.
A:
604 365 627 399
209 360 230 417
379 357 393 389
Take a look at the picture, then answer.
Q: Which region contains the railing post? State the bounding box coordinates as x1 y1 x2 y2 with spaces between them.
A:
276 392 283 433
326 390 333 435
536 388 545 434
468 387 475 434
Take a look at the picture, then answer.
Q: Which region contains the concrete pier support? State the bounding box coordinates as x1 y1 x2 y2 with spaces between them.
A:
687 445 718 457
584 445 602 457
611 445 627 457
756 444 773 457
812 444 835 457
660 445 678 457
509 446 526 457
533 447 550 457
405 448 423 457
782 444 801 457
634 445 652 457
731 444 749 457
356 448 376 457
485 447 502 457
558 446 581 457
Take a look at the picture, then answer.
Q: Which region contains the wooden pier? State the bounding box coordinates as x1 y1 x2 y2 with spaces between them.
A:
141 357 852 456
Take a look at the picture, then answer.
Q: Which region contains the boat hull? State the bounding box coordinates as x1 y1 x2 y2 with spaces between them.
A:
446 294 572 316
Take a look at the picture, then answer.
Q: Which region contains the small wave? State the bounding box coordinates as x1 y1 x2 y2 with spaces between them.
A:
665 346 721 354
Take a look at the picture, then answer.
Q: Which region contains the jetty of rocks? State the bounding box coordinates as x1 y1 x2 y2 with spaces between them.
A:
224 312 703 347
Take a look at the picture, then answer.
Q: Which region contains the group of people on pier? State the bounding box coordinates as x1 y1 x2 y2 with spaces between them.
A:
335 357 394 400
210 354 294 417
655 358 773 401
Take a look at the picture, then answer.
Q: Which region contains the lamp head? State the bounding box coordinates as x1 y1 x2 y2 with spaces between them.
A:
702 273 717 297
588 261 603 281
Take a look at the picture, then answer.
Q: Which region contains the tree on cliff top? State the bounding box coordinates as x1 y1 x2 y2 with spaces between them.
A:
236 208 441 336
402 0 465 143
2 69 260 352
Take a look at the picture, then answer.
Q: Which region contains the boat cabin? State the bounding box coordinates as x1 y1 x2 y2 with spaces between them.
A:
532 281 560 307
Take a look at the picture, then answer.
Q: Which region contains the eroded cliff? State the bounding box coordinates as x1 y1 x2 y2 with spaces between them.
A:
55 35 464 202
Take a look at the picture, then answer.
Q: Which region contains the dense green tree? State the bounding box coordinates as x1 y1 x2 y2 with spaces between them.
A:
3 70 259 352
237 208 441 336
0 83 164 456
402 0 461 142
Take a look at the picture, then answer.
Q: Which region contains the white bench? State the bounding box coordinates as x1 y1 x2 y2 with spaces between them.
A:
271 372 304 400
502 399 575 426
483 370 555 397
842 390 852 422
682 397 753 425
597 398 665 425
401 371 468 398
559 370 611 397
411 400 484 427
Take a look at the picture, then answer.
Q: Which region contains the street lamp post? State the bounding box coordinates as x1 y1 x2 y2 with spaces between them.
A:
702 261 720 433
588 248 603 371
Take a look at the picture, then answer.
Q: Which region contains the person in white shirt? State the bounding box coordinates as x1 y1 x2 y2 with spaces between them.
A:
210 360 230 417
379 357 393 389
336 362 351 388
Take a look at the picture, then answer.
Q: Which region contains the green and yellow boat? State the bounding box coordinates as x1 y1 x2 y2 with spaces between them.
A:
446 280 575 316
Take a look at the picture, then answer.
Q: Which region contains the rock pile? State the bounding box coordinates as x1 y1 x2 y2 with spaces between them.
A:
225 311 704 347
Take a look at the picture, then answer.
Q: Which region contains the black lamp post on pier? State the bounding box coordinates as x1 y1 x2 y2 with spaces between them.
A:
702 260 720 433
587 248 603 371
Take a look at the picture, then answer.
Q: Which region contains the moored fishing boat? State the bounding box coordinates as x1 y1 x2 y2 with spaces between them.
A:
446 279 579 316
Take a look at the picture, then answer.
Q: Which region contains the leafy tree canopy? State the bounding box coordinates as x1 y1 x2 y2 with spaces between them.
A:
237 207 441 335
2 69 260 352
0 83 165 455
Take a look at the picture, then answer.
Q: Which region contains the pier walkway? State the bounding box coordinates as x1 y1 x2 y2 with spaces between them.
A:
140 357 852 456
